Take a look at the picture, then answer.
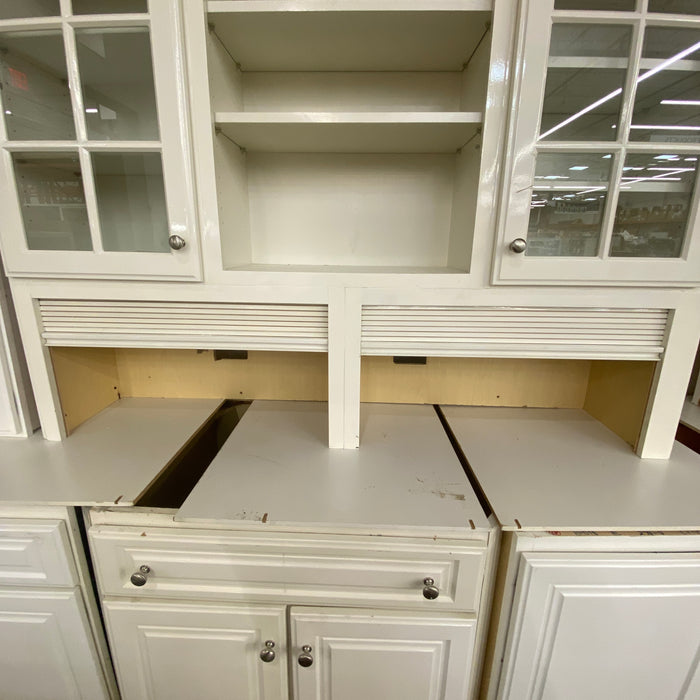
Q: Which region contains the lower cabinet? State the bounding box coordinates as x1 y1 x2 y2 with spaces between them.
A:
88 515 494 700
495 548 700 700
0 587 111 700
290 607 476 700
0 508 117 699
104 598 476 700
104 600 287 700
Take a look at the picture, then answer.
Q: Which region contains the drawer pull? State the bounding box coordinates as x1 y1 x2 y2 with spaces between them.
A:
298 645 313 667
260 640 276 663
422 577 439 600
130 565 151 587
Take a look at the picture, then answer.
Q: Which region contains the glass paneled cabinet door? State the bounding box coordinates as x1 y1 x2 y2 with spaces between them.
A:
0 0 200 279
495 0 700 285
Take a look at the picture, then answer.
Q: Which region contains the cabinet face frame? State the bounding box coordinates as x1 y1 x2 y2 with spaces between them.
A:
493 0 700 285
0 1 202 281
182 0 517 289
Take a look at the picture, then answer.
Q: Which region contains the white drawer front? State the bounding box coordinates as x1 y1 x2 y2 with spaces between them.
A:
90 528 486 612
0 519 77 587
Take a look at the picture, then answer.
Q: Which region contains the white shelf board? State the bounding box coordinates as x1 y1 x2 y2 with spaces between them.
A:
0 398 221 506
680 398 700 432
208 5 492 71
177 401 490 533
216 113 482 153
441 406 700 531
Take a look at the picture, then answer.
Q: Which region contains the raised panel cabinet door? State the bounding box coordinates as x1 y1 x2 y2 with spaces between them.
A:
290 606 477 700
0 587 110 700
103 599 287 700
499 552 700 700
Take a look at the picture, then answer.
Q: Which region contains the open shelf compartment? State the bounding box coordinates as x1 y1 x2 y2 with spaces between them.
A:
206 1 493 272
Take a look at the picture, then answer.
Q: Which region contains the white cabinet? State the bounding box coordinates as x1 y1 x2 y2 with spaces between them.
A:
88 516 494 700
0 587 110 700
0 507 117 699
497 549 700 700
103 597 479 700
103 599 287 700
494 0 700 285
186 0 503 279
0 0 200 280
290 607 476 700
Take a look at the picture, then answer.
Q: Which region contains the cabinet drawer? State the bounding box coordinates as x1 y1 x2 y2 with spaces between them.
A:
90 527 487 612
0 519 77 587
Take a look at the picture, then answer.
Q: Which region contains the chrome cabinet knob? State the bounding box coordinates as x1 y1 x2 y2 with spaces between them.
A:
510 238 528 254
168 234 186 250
130 565 151 587
298 645 313 667
422 577 439 600
259 640 276 663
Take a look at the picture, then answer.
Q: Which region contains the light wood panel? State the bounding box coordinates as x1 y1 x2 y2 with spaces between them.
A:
49 347 119 435
114 349 328 401
584 360 656 448
51 350 656 445
361 357 592 408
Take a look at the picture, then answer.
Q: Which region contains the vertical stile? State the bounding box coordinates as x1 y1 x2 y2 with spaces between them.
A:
62 20 104 252
598 13 645 259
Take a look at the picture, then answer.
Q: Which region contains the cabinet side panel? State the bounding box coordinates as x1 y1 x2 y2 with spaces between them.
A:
583 360 656 448
49 347 119 434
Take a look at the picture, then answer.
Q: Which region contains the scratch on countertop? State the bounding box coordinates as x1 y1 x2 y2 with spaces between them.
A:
432 490 466 501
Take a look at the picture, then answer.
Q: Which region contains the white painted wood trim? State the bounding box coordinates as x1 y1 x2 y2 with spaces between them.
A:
327 287 345 449
638 292 700 458
343 288 362 449
208 1 493 12
9 285 65 441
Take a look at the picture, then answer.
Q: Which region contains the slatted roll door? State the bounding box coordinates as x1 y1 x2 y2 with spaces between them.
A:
39 300 328 352
361 307 669 360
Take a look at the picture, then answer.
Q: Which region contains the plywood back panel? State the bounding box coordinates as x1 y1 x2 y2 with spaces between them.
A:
584 360 656 448
50 347 119 435
360 356 591 408
114 349 328 401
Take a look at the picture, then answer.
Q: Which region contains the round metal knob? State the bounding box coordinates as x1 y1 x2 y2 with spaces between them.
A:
298 645 314 667
130 565 151 587
259 640 276 663
422 577 439 600
510 238 528 254
168 234 186 250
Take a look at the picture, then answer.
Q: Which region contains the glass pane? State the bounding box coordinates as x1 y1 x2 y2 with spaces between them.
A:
0 31 75 140
554 0 636 9
0 1 60 19
540 24 632 141
527 152 612 257
630 27 700 143
12 152 92 251
610 152 697 257
92 152 168 252
71 0 148 14
76 28 158 140
648 1 700 14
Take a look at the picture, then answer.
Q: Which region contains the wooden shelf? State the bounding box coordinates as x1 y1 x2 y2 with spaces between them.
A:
215 112 482 152
207 2 492 71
